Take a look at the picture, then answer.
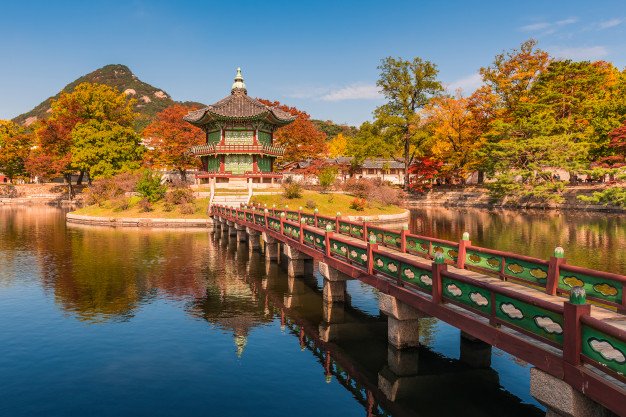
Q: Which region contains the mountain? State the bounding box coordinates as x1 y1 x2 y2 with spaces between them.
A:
312 119 358 140
12 64 205 132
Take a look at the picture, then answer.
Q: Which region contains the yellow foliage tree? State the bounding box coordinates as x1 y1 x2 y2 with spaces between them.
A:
328 133 349 157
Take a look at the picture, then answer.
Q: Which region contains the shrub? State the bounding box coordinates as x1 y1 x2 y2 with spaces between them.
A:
282 181 302 199
305 199 317 209
163 202 174 212
84 172 141 206
165 182 195 205
138 198 153 212
136 170 167 203
111 197 131 212
343 178 373 199
178 203 195 215
349 198 367 211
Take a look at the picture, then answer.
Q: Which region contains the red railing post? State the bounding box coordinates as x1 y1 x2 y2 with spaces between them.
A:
457 232 471 269
400 225 408 253
298 206 302 223
363 219 369 243
546 247 566 295
563 287 590 365
299 219 305 245
325 226 333 257
314 208 319 228
264 209 268 228
280 213 285 235
432 252 447 304
367 235 378 275
336 212 341 234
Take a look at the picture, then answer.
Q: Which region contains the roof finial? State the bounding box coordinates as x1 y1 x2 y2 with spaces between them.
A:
231 67 247 94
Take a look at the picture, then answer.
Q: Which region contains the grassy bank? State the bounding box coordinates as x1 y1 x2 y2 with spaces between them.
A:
72 197 210 219
250 191 404 217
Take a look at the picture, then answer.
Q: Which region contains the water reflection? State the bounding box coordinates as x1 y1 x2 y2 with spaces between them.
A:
410 207 626 274
0 206 561 416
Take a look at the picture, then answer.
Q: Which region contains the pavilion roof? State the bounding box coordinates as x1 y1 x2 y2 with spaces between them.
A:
183 69 297 127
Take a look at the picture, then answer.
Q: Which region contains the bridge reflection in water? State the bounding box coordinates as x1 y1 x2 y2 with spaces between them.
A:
207 228 543 417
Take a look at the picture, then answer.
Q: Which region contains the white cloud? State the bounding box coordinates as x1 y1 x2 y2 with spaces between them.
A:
598 18 623 29
320 84 381 101
550 45 608 60
520 18 578 33
447 73 482 94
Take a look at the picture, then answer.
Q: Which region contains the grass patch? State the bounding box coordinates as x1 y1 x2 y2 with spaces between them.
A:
251 191 404 217
72 197 210 219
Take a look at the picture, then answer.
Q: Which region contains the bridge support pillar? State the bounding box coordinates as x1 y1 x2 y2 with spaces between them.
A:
246 227 261 251
235 223 247 242
530 368 614 417
228 223 237 237
318 262 352 303
283 244 312 277
262 232 279 261
459 331 492 369
379 293 427 349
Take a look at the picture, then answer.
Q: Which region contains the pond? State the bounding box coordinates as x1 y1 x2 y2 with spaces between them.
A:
6 205 618 416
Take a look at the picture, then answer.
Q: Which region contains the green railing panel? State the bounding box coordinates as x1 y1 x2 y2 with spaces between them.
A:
338 221 352 236
304 230 315 245
432 242 459 263
283 224 294 236
245 213 253 222
373 253 400 277
494 293 563 345
348 245 368 266
301 213 315 226
384 230 402 249
465 249 501 272
317 217 336 230
400 263 432 291
254 214 265 226
442 277 491 315
367 227 385 245
582 325 626 376
503 257 549 286
350 224 364 238
312 233 326 251
286 211 299 221
405 236 430 255
559 270 622 305
330 238 349 258
291 227 300 239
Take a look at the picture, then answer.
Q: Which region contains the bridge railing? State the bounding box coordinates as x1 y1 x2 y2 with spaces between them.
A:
214 204 626 409
223 204 626 312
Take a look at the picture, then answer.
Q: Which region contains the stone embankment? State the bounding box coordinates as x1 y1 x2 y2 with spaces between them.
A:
66 213 214 227
407 186 626 212
0 184 84 206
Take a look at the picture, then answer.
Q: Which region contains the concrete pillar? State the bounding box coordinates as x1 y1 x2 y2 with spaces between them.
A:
246 227 261 251
379 292 427 349
322 300 345 324
262 232 279 261
228 225 237 237
235 223 247 242
283 244 312 277
530 368 616 417
459 331 492 369
318 261 351 303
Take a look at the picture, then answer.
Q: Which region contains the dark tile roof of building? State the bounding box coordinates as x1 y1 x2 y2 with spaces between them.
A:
183 90 296 125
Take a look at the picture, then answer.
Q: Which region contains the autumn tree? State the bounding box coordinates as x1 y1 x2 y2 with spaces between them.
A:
256 99 327 161
28 82 140 195
422 91 485 180
374 57 443 187
328 133 349 157
0 120 32 181
142 105 205 181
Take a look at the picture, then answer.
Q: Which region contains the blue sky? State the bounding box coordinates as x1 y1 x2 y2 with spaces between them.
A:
1 0 625 126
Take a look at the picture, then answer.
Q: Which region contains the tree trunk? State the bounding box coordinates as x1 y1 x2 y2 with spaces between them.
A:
404 134 410 189
180 168 186 183
64 173 74 201
76 170 85 185
477 171 485 184
568 171 578 185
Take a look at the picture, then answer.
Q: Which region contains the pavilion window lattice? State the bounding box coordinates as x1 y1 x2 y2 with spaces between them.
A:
224 130 254 145
225 155 252 174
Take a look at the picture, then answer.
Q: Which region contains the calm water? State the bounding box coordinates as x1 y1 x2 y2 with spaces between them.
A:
7 206 621 416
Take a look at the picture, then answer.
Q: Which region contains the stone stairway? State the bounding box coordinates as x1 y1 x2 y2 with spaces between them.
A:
211 193 250 208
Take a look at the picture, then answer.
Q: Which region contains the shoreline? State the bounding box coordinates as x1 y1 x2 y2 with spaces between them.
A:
407 186 626 213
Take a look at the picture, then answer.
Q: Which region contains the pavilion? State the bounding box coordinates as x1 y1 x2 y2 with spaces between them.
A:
184 68 295 188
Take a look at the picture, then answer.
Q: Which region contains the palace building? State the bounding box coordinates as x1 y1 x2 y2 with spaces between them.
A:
183 68 295 187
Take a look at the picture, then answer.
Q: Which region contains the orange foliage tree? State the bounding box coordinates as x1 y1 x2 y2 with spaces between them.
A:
256 99 327 161
142 105 205 181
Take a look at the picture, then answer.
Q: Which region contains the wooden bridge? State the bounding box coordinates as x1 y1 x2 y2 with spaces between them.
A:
211 204 626 416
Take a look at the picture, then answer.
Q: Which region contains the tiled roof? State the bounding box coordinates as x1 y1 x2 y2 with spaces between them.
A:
183 90 296 125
